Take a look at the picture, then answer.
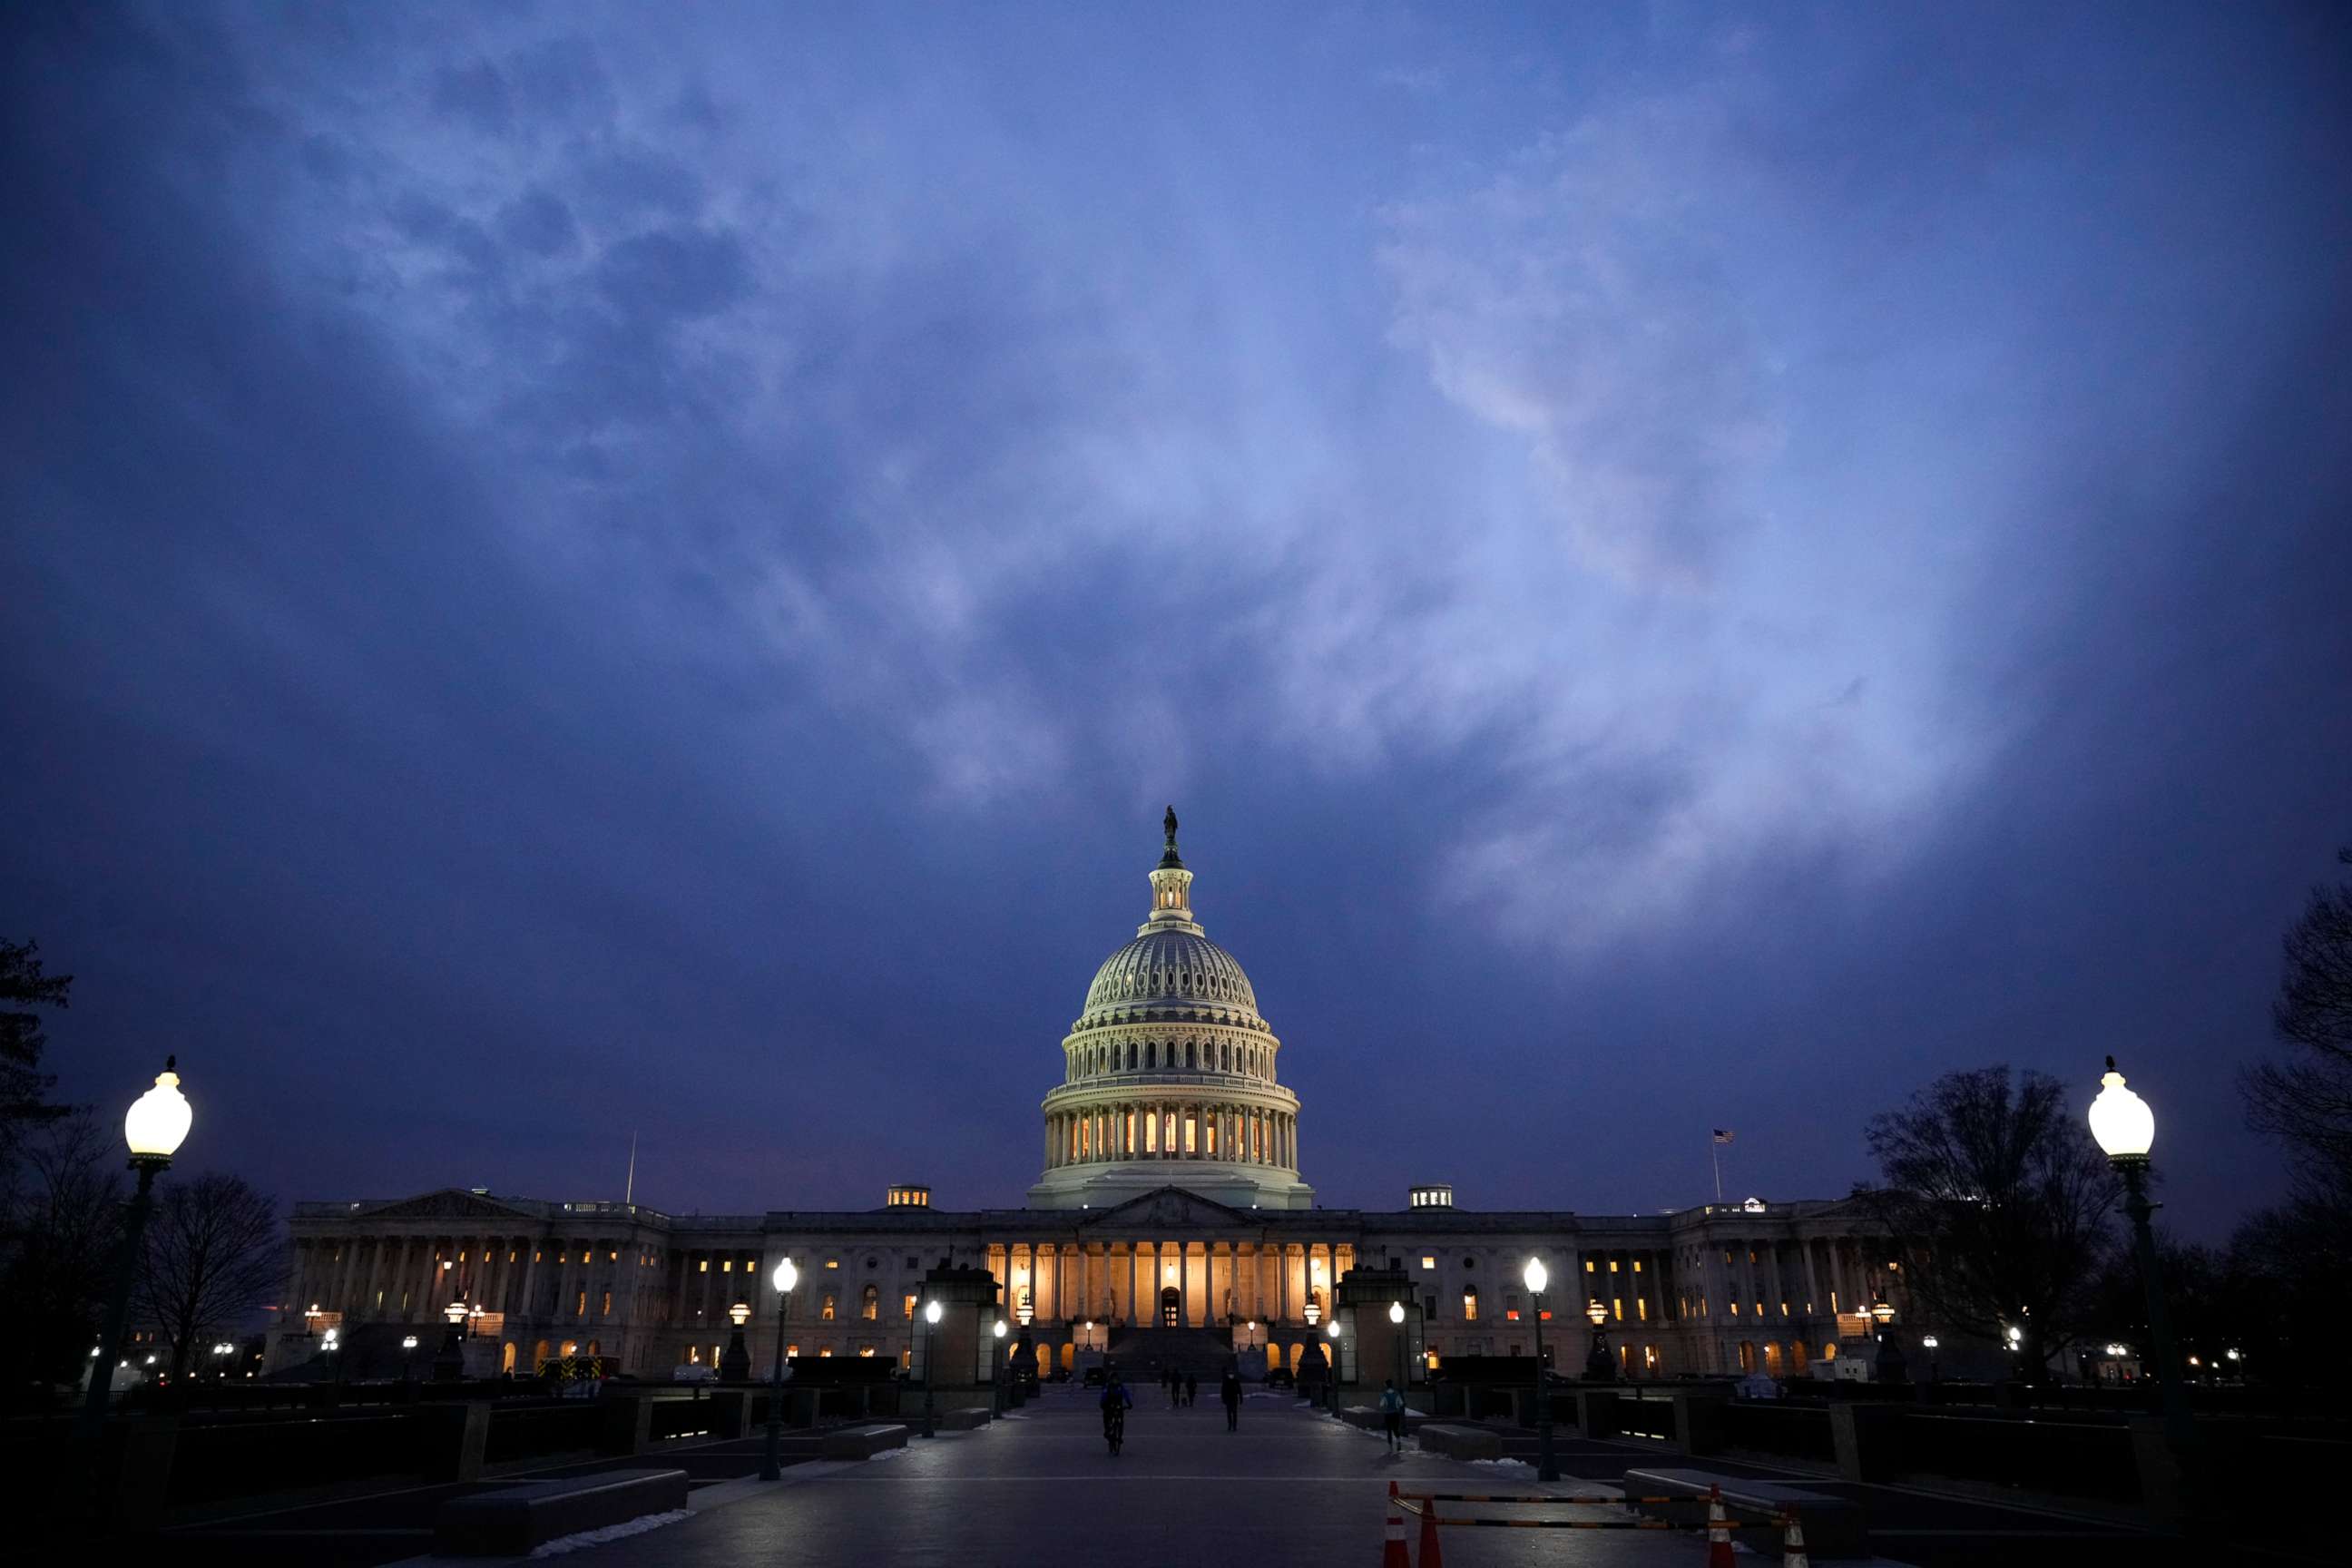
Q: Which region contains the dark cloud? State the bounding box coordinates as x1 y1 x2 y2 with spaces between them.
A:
3 2 2346 1241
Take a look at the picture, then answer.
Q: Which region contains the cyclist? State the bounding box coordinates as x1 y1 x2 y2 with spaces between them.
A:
1100 1367 1133 1455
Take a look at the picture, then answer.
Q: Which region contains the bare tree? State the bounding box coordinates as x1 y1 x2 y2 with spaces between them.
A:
0 1112 123 1398
136 1172 284 1377
2243 846 2352 1197
0 937 74 1172
1856 1065 2120 1377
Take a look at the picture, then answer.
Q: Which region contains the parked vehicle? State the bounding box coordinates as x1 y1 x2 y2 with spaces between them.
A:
671 1364 719 1384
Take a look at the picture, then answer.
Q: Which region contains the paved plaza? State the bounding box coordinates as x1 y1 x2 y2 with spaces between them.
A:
527 1388 1705 1568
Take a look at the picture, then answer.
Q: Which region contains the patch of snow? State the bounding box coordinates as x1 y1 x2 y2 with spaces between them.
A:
1465 1457 1537 1476
529 1508 690 1556
865 1443 915 1461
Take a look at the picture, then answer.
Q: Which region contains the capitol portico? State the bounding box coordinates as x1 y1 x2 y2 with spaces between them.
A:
270 814 1910 1386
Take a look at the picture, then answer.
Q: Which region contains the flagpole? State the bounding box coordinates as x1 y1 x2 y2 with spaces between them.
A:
1711 1138 1721 1202
626 1131 637 1205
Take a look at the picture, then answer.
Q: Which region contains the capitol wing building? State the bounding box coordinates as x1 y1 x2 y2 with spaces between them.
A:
271 816 1899 1384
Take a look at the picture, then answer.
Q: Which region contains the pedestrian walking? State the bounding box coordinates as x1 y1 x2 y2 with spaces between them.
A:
1220 1367 1242 1431
1165 1367 1180 1407
1184 1371 1198 1406
1378 1378 1406 1453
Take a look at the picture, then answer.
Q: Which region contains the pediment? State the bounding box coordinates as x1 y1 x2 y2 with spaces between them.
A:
1076 1186 1254 1233
360 1188 534 1221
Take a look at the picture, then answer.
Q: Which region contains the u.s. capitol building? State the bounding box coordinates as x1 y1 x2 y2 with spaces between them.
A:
270 814 1898 1384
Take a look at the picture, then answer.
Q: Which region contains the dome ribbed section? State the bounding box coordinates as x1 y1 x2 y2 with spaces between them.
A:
1083 930 1258 1014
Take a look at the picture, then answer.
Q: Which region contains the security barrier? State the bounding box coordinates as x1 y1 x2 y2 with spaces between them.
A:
1390 1482 1813 1567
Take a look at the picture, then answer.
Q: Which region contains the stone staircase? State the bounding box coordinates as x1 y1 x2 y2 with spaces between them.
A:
1105 1326 1237 1380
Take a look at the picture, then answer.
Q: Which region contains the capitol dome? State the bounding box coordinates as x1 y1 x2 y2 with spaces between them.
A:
1027 809 1314 1212
1083 929 1259 1019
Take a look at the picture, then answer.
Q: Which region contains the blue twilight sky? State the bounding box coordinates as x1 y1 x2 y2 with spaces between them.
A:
4 3 2347 1240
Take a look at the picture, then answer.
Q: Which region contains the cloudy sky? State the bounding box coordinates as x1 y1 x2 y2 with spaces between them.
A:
5 2 2346 1239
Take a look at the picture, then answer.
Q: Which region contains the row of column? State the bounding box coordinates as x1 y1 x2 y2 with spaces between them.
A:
1690 1234 1883 1324
988 1240 1352 1327
1044 1102 1295 1168
290 1232 649 1330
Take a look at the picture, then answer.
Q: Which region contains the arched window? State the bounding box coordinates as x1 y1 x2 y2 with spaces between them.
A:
821 1292 838 1320
861 1285 879 1320
1186 1042 1197 1068
1462 1285 1479 1321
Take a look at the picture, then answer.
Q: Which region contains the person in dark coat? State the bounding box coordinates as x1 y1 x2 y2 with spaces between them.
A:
1220 1368 1242 1431
1183 1371 1198 1406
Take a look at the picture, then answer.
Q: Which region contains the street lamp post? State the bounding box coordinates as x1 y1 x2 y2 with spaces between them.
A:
920 1299 943 1437
1921 1335 1940 1383
1584 1298 1614 1382
1525 1259 1558 1481
1324 1320 1341 1412
436 1299 469 1381
991 1319 1008 1418
721 1301 752 1383
2088 1057 2196 1455
1388 1300 1407 1401
762 1257 797 1481
74 1059 192 1448
401 1335 419 1384
1869 1293 1906 1383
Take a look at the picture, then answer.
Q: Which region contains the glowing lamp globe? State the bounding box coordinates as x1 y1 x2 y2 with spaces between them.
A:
1388 1301 1406 1325
993 1319 1007 1339
2088 1056 2154 1162
925 1299 943 1325
125 1058 192 1164
772 1258 798 1295
445 1300 467 1326
729 1301 751 1328
1921 1335 1939 1350
1326 1320 1339 1338
1524 1258 1548 1295
1869 1296 1896 1327
1586 1298 1606 1328
402 1336 418 1351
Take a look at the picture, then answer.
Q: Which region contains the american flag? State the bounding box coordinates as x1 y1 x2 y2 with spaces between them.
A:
1711 1129 1735 1144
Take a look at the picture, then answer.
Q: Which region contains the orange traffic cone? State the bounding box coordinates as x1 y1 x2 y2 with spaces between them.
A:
1383 1481 1411 1568
1781 1509 1808 1568
1706 1483 1736 1568
1416 1494 1446 1568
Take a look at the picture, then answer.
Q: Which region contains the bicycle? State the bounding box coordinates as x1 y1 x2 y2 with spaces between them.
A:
1102 1405 1125 1455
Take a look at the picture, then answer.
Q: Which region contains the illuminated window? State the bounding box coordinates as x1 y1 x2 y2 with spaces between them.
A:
821 1293 838 1320
1585 1259 1595 1273
602 1290 612 1315
1632 1259 1643 1272
826 1258 840 1269
721 1259 732 1272
1422 1256 1435 1270
787 1343 799 1358
862 1286 879 1321
1613 1300 1623 1322
698 1260 708 1273
1462 1286 1479 1322
859 1346 875 1357
608 1250 617 1262
1637 1298 1647 1321
1609 1259 1619 1273
818 1348 833 1358
1146 1113 1158 1153
576 1290 586 1315
904 1294 917 1319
